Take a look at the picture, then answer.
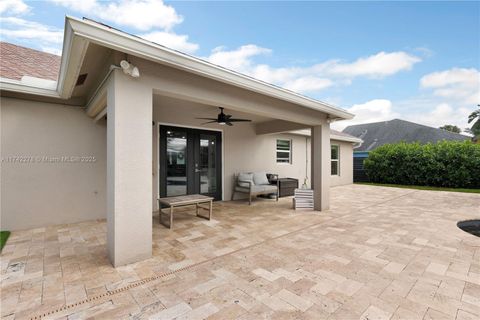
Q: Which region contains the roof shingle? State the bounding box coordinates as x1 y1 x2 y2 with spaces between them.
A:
0 42 61 81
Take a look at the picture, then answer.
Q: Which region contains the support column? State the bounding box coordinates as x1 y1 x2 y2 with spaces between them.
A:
311 124 330 211
107 70 152 267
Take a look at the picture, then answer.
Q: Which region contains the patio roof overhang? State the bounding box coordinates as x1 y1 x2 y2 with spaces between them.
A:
0 16 354 123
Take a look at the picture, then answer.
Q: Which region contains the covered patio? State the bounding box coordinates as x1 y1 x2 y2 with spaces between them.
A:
75 15 352 267
1 185 479 319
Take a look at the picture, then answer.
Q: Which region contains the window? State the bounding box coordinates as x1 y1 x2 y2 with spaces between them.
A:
331 145 339 175
276 139 292 164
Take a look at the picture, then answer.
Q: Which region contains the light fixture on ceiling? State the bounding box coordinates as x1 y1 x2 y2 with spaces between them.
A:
120 60 140 78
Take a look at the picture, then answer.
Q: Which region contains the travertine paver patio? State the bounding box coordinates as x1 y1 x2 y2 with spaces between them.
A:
1 184 479 319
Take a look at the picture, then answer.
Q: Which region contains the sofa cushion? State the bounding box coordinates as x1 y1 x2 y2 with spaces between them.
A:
235 185 277 194
238 172 254 187
253 171 270 185
235 186 250 193
261 185 278 193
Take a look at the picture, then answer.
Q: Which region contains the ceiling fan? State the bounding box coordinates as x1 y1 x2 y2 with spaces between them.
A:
196 107 252 126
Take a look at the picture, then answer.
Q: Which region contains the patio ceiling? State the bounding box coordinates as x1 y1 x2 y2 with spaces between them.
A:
153 95 272 124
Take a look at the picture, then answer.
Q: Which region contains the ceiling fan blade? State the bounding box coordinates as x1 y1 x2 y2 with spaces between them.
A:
196 117 218 120
226 122 233 126
228 118 252 122
201 120 218 125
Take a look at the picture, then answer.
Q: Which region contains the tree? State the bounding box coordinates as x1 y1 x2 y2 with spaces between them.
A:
439 124 461 133
468 105 480 139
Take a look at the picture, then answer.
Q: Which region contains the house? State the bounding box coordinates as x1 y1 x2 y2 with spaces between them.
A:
0 17 358 267
344 118 470 151
343 118 471 182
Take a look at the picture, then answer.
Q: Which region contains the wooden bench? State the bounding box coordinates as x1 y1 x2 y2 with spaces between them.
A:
157 194 213 229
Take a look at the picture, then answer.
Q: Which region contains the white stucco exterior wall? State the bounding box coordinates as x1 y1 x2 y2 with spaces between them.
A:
151 102 355 207
1 95 355 231
151 112 312 206
0 97 106 230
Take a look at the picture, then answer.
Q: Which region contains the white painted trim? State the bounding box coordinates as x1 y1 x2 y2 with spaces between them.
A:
58 26 90 99
289 129 363 144
57 19 74 97
86 67 115 118
94 108 107 122
156 122 225 202
0 78 60 98
275 138 293 165
330 134 363 144
331 144 340 176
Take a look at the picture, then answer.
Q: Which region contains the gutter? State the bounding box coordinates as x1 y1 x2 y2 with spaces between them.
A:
0 78 60 98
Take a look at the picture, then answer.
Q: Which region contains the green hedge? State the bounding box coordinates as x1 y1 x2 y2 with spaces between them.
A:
364 141 480 188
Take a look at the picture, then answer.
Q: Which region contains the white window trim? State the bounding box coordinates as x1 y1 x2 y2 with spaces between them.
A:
331 144 340 176
276 139 292 164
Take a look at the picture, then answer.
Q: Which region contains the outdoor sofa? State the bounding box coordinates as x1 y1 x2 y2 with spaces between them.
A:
232 172 279 204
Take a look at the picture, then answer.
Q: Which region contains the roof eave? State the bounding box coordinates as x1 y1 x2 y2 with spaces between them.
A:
330 133 363 144
57 18 89 99
65 16 354 120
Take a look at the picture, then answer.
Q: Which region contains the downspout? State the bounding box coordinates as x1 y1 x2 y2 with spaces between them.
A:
302 136 309 189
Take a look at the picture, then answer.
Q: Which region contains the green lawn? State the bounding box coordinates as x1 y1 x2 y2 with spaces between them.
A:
1 231 11 251
355 182 480 194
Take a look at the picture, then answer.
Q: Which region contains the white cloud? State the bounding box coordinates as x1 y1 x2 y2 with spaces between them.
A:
48 0 199 54
414 47 434 58
420 68 480 105
1 1 196 55
332 99 400 131
50 0 183 31
333 98 473 134
141 31 199 54
0 17 64 45
204 46 420 94
41 46 63 56
324 51 421 78
207 44 271 72
406 103 472 131
283 76 333 93
0 0 30 15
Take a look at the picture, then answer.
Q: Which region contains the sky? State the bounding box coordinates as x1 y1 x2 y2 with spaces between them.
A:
1 0 479 132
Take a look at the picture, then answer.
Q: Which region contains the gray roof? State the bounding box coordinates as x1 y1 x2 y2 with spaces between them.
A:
343 119 470 151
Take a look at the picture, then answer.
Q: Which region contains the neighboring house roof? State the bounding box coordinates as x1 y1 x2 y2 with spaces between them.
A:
0 42 60 81
343 119 470 151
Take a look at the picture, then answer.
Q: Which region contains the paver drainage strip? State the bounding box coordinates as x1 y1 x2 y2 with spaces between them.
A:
31 191 416 319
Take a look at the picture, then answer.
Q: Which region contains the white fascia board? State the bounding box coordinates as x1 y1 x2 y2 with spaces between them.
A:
57 19 89 99
0 78 60 98
289 129 363 144
330 134 363 144
66 16 354 120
